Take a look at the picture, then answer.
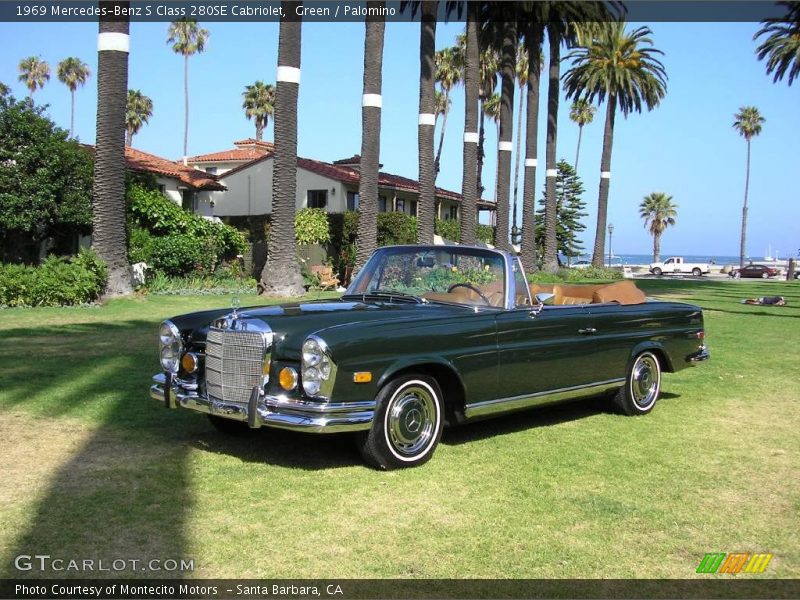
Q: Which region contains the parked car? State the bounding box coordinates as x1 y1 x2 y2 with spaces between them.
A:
151 245 709 469
729 264 779 279
650 257 709 276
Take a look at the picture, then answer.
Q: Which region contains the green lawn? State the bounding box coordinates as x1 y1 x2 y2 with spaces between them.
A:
0 280 798 579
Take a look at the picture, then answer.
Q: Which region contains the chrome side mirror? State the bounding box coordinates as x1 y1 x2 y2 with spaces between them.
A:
529 292 553 317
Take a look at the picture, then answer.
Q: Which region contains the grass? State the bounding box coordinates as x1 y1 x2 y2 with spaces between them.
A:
0 280 798 580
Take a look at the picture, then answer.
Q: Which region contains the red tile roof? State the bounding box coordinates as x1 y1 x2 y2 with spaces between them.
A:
220 152 494 208
188 139 274 164
123 146 226 191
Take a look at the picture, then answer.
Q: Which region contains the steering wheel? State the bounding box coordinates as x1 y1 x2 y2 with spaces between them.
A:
447 283 492 306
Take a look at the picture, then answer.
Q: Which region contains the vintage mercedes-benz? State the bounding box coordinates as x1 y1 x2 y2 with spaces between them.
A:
151 244 709 469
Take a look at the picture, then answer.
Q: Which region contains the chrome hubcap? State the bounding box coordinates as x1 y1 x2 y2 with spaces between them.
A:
632 354 660 409
388 386 436 456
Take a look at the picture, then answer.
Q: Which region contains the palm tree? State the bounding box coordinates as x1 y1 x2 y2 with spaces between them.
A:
754 1 800 86
459 1 480 247
242 81 275 141
569 99 596 171
476 46 499 202
57 57 90 138
167 19 209 163
18 56 50 97
93 5 133 295
484 92 502 217
260 1 304 297
732 106 765 269
639 192 677 263
434 45 463 178
416 1 438 244
126 89 153 146
0 82 9 97
563 22 667 268
510 43 529 244
434 89 450 120
354 2 386 272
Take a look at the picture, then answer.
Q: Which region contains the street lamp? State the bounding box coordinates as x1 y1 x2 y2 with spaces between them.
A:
607 223 614 267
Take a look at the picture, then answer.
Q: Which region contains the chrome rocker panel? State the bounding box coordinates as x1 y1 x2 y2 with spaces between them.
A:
150 373 374 433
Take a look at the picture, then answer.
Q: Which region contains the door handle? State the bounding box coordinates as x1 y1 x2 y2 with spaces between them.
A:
578 327 597 335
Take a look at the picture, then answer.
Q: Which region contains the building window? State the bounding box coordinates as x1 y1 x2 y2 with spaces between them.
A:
346 192 359 212
378 195 388 213
396 198 405 213
157 184 166 195
307 189 328 209
181 190 197 212
448 205 459 221
410 200 418 217
205 166 218 175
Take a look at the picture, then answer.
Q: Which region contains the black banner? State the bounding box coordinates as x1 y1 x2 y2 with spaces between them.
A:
0 1 792 23
3 579 800 600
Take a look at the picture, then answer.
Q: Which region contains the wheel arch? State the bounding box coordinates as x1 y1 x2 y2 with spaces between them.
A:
377 358 467 426
629 341 674 373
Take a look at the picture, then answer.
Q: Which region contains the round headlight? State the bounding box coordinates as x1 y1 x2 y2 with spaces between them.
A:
159 320 183 373
302 378 321 397
301 336 336 398
302 339 323 366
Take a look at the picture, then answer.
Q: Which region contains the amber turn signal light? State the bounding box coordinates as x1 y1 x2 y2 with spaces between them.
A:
353 372 372 383
279 367 298 391
181 352 199 373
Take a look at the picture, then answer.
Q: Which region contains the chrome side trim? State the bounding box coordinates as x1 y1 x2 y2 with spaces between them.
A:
464 379 625 419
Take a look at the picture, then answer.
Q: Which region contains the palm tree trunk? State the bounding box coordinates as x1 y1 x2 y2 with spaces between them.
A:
70 89 76 138
591 94 617 268
183 54 189 163
492 20 516 253
511 82 525 237
126 128 132 147
653 231 660 263
477 101 486 200
260 0 304 297
520 23 543 274
575 124 583 171
355 1 385 272
416 0 437 244
93 4 132 295
543 27 560 272
433 90 449 179
256 122 263 141
459 4 479 247
740 139 750 268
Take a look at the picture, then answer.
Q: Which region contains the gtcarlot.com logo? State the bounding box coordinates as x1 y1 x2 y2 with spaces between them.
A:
14 554 194 573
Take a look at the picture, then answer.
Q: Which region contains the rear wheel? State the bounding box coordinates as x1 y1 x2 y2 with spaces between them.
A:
613 351 662 416
357 374 444 470
692 267 702 277
734 271 742 279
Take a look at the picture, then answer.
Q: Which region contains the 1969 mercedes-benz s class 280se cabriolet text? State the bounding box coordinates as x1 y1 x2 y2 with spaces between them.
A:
151 245 709 469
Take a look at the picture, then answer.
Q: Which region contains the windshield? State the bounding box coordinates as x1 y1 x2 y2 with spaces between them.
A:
345 246 507 307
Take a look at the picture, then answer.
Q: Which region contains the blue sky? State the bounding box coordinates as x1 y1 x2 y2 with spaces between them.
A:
1 18 798 259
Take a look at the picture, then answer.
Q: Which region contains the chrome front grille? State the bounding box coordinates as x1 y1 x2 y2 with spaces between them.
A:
205 321 270 405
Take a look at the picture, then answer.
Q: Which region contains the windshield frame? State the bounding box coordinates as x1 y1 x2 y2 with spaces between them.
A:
345 244 516 310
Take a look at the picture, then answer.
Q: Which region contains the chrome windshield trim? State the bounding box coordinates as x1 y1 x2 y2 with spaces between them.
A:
464 379 626 419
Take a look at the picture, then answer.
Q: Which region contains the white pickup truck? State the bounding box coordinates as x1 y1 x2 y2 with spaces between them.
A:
649 257 710 277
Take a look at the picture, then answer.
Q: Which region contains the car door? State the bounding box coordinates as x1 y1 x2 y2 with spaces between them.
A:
493 304 597 400
583 302 653 383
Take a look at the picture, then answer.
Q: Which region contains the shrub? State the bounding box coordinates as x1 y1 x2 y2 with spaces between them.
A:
146 272 257 296
294 208 331 245
149 234 216 277
127 184 247 274
475 224 494 244
528 266 623 284
0 248 107 307
435 218 460 242
377 212 417 246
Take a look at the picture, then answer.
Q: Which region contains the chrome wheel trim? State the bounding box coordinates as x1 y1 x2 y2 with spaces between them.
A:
384 381 439 461
630 353 660 411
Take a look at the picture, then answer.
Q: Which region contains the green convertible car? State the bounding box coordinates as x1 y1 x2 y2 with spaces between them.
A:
151 244 709 469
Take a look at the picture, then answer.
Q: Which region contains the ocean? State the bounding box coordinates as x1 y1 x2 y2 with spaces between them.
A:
573 253 795 266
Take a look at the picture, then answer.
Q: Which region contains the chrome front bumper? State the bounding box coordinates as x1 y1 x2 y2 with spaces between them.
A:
150 373 374 433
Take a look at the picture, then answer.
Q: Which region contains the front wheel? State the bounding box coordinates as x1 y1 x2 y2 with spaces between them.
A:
652 267 662 276
357 374 444 470
613 351 662 416
762 272 769 279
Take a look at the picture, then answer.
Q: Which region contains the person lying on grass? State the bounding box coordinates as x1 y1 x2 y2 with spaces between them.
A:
741 296 787 306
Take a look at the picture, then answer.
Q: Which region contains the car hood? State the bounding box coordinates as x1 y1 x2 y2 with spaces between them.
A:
169 298 478 359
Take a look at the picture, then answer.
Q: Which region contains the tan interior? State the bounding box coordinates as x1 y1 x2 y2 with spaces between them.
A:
424 279 646 307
